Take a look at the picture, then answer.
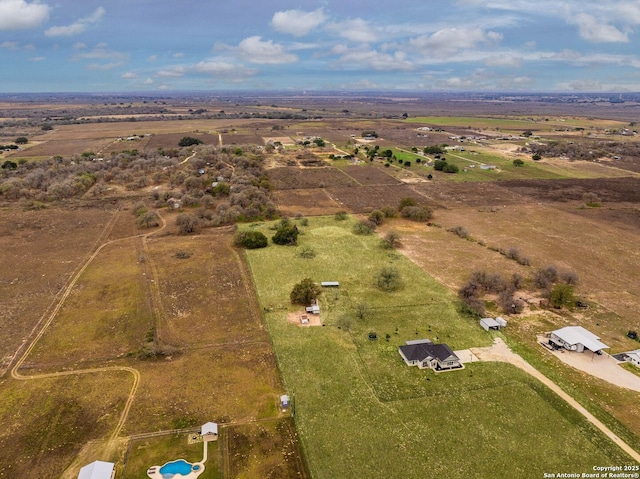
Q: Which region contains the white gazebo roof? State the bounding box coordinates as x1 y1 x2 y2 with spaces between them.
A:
78 461 114 479
552 326 609 351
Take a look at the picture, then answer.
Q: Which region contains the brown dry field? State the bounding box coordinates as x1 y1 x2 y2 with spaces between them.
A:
9 138 115 158
385 201 640 350
222 130 265 145
0 205 115 375
268 166 356 189
273 188 343 216
146 132 219 150
341 164 401 185
327 184 438 213
0 371 130 478
147 231 266 347
225 418 309 479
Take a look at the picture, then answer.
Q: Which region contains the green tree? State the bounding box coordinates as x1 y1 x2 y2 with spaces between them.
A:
178 136 202 147
550 283 574 309
442 163 459 173
272 221 299 245
398 197 416 210
532 153 542 161
368 210 384 226
14 136 28 144
313 138 325 147
234 230 268 249
513 159 525 167
290 278 321 305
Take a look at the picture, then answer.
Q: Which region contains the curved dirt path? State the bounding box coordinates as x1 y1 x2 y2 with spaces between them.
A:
9 208 167 453
471 338 640 462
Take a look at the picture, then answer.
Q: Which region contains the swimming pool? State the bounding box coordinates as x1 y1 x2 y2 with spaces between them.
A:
159 459 199 478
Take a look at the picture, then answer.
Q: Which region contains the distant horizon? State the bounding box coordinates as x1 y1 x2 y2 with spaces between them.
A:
2 1 640 93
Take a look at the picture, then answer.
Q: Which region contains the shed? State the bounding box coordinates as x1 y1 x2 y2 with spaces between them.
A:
495 317 507 328
480 317 500 331
280 394 290 409
622 349 640 367
201 422 219 441
305 304 320 315
78 461 115 479
300 314 309 324
321 281 340 287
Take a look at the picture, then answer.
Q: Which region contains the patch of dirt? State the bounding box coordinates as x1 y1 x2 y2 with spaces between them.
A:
286 311 322 327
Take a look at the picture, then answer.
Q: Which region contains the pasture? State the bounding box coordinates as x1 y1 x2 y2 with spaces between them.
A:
243 217 633 478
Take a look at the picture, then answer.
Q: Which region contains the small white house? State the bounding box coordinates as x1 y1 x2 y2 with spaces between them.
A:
280 394 290 409
201 422 219 441
305 303 320 315
495 317 507 328
622 349 640 367
78 461 115 479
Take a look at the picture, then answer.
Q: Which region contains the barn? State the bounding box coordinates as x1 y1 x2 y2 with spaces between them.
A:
480 317 500 331
201 422 219 442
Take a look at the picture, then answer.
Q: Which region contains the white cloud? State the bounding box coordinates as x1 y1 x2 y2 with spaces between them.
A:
147 54 158 62
121 72 137 79
332 45 414 71
570 12 628 43
45 6 105 37
194 59 257 79
484 54 523 67
409 28 502 58
172 52 184 58
143 78 154 85
73 45 128 69
73 42 86 50
157 67 185 77
271 8 327 36
236 36 298 64
0 40 19 49
327 18 378 43
0 0 49 31
29 56 45 61
565 79 604 90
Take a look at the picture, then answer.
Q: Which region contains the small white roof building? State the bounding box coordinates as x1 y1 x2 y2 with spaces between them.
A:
624 349 640 366
480 317 500 331
280 394 290 408
78 461 115 479
201 422 218 441
550 326 609 353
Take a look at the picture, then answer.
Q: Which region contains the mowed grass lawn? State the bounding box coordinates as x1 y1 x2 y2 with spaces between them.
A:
244 217 631 479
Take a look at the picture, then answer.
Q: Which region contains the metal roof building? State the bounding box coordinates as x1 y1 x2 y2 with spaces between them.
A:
78 461 115 479
549 326 609 353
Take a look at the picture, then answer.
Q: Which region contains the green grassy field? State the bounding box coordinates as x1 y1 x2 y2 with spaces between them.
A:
123 434 220 479
243 217 632 479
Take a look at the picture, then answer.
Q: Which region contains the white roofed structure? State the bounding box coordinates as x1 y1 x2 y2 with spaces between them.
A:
549 326 609 353
78 461 114 479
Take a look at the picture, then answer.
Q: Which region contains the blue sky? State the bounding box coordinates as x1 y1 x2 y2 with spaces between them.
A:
1 0 640 92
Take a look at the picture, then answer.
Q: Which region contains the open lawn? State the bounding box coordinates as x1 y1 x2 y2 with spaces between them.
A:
123 434 220 479
243 217 633 478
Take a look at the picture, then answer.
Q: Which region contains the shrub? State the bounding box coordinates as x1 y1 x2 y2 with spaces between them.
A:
234 230 268 249
513 159 525 167
448 226 469 239
382 230 401 249
380 206 397 218
398 197 416 210
433 159 447 171
459 297 485 317
334 210 348 221
296 246 316 258
534 265 558 290
176 213 200 234
442 163 459 173
272 221 299 245
368 209 385 226
400 205 433 222
376 267 402 291
352 219 376 235
560 271 579 285
582 192 601 207
290 278 321 305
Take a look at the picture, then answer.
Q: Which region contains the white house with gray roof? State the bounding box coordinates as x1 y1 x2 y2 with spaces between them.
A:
549 326 609 353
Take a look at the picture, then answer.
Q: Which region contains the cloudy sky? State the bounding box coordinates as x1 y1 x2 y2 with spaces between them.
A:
1 0 640 92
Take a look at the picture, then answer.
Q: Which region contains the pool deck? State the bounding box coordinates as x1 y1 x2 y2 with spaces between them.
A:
146 442 207 479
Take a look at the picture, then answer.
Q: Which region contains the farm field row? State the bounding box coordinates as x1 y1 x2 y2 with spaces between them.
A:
243 216 635 479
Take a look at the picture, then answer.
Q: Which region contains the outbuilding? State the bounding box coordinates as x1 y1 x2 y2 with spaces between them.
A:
78 461 115 479
201 422 219 441
549 326 609 353
280 394 290 409
621 349 640 367
321 281 339 287
480 317 501 331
